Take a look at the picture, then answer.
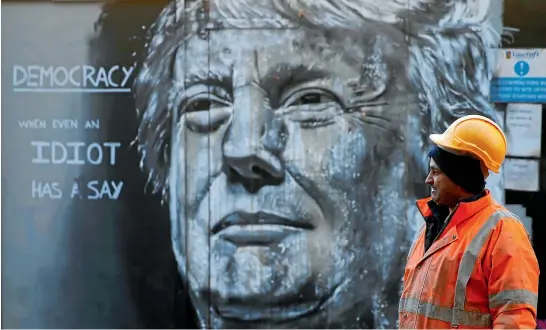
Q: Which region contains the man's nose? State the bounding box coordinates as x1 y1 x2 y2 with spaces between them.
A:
425 173 433 185
222 84 287 192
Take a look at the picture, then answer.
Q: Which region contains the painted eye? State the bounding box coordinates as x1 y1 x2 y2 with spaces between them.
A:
284 89 338 107
185 98 227 112
280 89 341 129
183 95 232 133
288 92 335 106
186 100 212 112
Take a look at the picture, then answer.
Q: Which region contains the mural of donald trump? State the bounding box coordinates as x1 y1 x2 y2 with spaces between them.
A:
94 0 505 328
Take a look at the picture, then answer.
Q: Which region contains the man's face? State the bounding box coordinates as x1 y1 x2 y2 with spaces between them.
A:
168 25 418 327
425 158 461 206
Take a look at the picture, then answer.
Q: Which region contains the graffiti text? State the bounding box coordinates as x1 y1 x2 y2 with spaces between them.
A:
12 65 134 91
31 141 120 165
71 180 124 200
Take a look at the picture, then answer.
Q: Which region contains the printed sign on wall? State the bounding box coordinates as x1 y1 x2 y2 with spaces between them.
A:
504 158 540 192
505 103 543 157
490 48 546 103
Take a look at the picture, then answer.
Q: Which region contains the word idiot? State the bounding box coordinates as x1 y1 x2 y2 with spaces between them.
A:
31 141 120 165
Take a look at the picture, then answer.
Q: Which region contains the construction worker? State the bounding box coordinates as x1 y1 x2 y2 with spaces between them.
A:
398 115 540 329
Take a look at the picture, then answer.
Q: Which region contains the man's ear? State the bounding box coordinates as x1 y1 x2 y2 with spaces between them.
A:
481 161 489 179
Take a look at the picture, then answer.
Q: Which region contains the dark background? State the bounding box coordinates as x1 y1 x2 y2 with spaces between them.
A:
90 0 198 327
2 0 197 328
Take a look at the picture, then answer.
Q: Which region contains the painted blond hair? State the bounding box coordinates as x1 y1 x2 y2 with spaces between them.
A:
134 0 503 193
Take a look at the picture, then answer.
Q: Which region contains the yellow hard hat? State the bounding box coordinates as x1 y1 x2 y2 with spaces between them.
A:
429 115 507 173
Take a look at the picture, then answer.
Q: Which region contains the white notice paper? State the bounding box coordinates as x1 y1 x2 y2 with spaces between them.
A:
504 158 540 192
506 103 543 157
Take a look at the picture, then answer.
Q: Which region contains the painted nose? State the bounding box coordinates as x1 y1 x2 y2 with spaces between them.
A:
223 151 283 181
221 84 286 193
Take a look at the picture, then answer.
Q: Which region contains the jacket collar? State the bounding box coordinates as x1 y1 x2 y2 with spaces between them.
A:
416 189 493 226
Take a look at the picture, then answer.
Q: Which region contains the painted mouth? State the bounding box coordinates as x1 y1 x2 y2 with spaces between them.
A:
212 211 314 246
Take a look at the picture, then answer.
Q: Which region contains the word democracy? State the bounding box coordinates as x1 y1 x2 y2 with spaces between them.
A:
13 65 134 89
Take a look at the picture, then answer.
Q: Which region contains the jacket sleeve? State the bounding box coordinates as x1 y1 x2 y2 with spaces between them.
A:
485 215 540 329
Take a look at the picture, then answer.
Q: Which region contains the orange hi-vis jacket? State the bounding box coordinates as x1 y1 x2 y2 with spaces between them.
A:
399 190 539 329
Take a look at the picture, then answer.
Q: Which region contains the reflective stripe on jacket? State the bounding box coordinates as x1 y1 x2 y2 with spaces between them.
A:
399 190 539 329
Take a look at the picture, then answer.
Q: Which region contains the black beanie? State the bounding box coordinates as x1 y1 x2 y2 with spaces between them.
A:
428 146 486 195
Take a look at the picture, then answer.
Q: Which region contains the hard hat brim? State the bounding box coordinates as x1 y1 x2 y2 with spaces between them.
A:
429 133 455 151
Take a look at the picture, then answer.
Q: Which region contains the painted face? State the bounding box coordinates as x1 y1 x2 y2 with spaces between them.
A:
167 25 419 327
425 158 461 206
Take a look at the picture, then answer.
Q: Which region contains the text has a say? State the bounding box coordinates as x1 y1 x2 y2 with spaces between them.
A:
32 180 123 200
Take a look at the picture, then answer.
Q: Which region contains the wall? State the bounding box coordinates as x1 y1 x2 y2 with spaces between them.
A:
1 0 504 328
502 0 546 319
